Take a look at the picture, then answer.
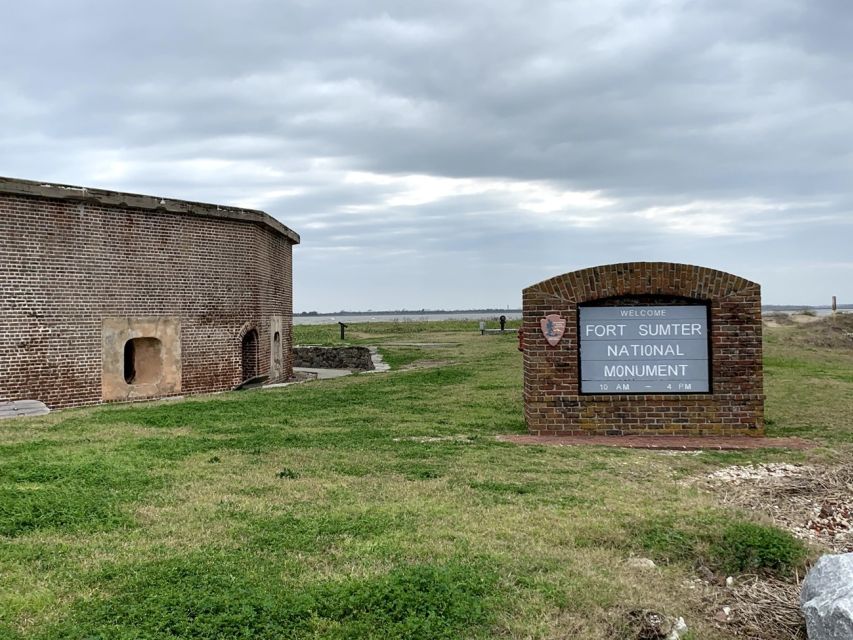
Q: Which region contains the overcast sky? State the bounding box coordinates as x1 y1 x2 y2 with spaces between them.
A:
1 1 851 310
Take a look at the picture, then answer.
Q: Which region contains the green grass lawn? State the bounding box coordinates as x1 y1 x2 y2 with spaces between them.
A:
0 320 850 639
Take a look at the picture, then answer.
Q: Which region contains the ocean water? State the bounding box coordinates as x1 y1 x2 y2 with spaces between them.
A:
294 312 522 326
294 308 849 325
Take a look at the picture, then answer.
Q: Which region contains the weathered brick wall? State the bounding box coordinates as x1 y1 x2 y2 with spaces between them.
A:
0 178 299 409
522 263 764 436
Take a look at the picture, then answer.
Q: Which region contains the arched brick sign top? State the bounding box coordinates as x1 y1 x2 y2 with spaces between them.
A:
522 262 764 437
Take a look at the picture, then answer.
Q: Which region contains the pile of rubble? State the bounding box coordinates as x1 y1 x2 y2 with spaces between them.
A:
705 462 804 483
685 462 853 638
701 463 853 553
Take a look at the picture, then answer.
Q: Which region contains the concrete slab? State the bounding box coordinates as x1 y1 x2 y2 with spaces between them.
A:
366 347 390 373
293 367 353 380
0 400 51 419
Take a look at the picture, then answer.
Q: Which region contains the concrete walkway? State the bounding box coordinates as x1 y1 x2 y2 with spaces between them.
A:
366 346 390 373
293 367 353 380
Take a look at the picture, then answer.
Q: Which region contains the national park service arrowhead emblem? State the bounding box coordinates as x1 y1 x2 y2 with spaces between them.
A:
540 313 566 346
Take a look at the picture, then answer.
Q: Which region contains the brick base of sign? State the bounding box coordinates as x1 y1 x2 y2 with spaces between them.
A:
522 263 764 437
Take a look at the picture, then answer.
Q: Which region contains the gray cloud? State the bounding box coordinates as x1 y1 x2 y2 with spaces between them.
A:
1 0 851 310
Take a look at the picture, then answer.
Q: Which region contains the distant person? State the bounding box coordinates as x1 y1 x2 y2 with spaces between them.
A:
499 315 507 331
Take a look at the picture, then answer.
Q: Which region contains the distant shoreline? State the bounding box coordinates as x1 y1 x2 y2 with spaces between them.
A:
295 305 851 316
762 305 852 311
296 309 521 317
293 306 850 326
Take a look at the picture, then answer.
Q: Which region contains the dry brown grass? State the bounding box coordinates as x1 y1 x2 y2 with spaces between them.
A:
782 314 853 350
702 575 806 639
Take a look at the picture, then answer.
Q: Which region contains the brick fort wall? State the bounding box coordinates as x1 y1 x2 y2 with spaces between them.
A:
0 177 299 409
522 262 764 436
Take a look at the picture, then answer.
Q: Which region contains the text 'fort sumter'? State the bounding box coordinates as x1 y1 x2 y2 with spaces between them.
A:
579 305 710 394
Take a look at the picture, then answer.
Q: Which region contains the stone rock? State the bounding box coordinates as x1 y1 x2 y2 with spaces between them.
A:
292 346 375 371
665 617 688 640
697 565 716 583
714 606 732 623
627 557 657 570
800 552 853 640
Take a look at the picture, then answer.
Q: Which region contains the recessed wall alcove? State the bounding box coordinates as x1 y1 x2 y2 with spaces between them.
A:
102 317 182 402
241 329 259 381
123 337 163 385
269 315 284 381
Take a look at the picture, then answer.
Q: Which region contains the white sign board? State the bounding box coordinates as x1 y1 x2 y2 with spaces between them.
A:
579 305 709 393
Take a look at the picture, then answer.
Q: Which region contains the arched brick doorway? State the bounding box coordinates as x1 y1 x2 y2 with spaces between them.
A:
241 329 259 381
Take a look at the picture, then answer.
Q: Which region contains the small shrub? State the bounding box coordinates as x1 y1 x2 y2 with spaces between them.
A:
632 514 807 577
708 521 807 575
276 468 299 479
634 522 698 564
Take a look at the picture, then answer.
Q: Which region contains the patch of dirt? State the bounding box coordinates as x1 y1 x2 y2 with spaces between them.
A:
609 609 687 640
377 342 461 347
699 463 853 553
625 610 672 639
498 434 811 451
392 434 474 443
763 313 796 327
397 359 456 371
789 313 823 324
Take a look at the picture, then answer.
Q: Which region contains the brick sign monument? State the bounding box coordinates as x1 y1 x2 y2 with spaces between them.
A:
522 262 763 436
